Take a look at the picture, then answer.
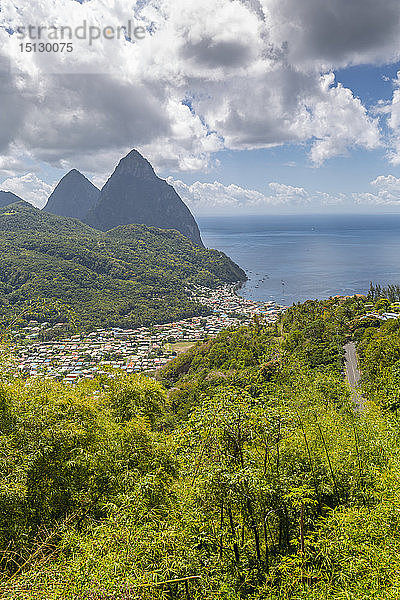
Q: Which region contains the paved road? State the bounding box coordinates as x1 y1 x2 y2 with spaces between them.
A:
344 342 363 409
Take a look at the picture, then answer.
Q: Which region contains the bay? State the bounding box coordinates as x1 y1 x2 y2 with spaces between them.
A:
198 214 400 305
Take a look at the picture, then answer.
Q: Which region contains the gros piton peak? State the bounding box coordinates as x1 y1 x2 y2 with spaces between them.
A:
85 149 204 246
0 190 25 207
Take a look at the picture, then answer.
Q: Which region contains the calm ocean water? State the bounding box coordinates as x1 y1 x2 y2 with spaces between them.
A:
197 214 400 306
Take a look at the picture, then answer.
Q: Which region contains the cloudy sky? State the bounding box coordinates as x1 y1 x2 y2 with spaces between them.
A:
1 0 400 214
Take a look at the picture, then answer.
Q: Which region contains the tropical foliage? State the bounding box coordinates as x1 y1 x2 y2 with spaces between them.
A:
0 203 245 331
368 281 400 303
1 295 400 598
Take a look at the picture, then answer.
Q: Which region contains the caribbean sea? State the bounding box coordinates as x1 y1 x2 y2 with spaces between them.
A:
198 214 400 306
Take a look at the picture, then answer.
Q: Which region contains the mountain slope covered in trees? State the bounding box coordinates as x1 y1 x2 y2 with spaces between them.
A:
0 202 245 329
1 295 400 599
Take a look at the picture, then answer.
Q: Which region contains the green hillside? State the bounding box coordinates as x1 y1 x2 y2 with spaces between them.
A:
0 202 245 329
1 295 400 599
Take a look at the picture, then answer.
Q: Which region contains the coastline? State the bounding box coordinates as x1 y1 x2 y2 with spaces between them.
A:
7 284 287 382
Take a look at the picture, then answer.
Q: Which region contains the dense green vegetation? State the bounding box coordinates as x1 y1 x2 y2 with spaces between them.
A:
357 315 400 411
368 282 400 303
0 202 245 330
2 294 400 598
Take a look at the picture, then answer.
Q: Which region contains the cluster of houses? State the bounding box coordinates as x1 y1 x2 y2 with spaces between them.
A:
5 286 287 382
360 312 400 322
190 285 285 323
358 301 400 322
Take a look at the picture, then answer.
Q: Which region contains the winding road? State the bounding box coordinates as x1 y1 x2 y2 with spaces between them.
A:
344 342 364 410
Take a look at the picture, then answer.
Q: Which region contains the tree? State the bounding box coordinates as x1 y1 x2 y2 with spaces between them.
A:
375 298 391 312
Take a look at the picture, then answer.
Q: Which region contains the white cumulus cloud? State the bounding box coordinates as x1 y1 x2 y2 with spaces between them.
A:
0 0 392 178
169 177 348 214
354 174 400 205
0 173 53 207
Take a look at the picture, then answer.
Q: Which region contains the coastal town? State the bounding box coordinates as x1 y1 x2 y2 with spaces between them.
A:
5 285 287 382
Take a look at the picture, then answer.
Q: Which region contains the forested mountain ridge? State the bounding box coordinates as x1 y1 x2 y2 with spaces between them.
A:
2 294 400 599
8 150 204 247
0 202 245 329
0 200 98 235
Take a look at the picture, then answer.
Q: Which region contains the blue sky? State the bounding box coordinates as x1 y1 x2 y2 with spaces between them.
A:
1 0 400 215
169 61 400 213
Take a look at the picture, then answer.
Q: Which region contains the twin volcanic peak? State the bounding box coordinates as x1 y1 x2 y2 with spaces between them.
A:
42 150 203 246
44 169 100 221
